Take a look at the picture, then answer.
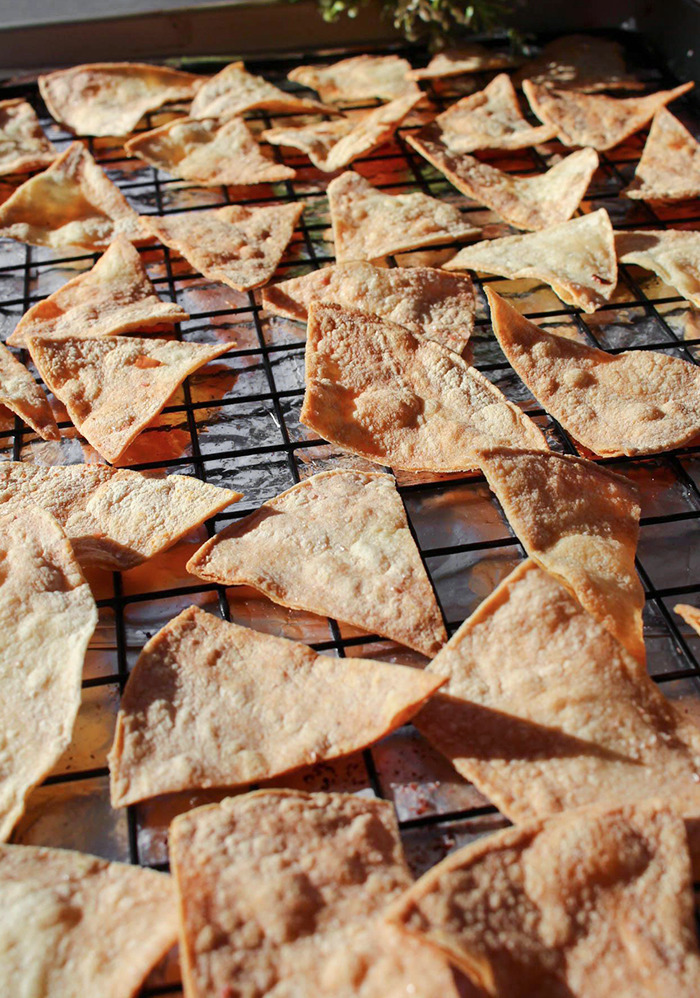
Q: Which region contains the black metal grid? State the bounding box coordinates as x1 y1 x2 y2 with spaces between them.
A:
2 31 700 994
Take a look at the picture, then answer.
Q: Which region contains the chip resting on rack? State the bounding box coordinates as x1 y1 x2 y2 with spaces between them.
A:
109 605 444 805
0 843 178 997
0 98 56 175
523 80 694 150
615 229 700 307
38 61 204 137
487 287 700 455
190 60 338 120
406 134 598 230
0 142 151 250
169 790 461 998
477 448 644 662
125 116 296 185
328 171 480 261
263 118 354 170
0 507 97 840
513 34 643 91
386 802 700 998
676 603 700 637
186 470 447 657
263 261 475 353
27 334 229 465
145 201 304 291
445 209 617 312
301 303 548 472
624 109 700 202
0 342 60 441
288 54 419 101
8 236 188 346
407 44 514 81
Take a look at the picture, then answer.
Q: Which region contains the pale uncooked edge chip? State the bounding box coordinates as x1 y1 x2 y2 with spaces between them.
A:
0 341 60 440
0 98 57 175
615 229 700 308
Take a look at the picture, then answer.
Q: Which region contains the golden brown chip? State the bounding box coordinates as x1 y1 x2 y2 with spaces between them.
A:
169 790 461 998
186 470 446 656
523 80 694 151
144 201 304 291
0 99 56 176
262 261 475 352
301 303 548 472
445 209 616 312
676 603 700 637
0 461 116 526
624 109 700 202
0 342 60 441
415 559 700 828
406 133 598 230
328 171 480 261
0 508 97 840
0 843 178 997
125 116 296 185
38 61 204 137
513 34 643 92
387 802 700 998
27 334 229 465
190 61 337 120
0 142 151 251
109 606 444 805
288 54 419 102
477 448 644 662
8 235 188 347
486 286 700 456
616 229 700 307
407 45 514 81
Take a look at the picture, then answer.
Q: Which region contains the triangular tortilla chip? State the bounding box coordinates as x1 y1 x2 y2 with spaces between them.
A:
523 80 694 150
8 235 188 347
445 209 617 312
486 286 700 456
406 134 598 230
0 98 56 176
169 791 461 998
109 605 444 804
38 61 204 137
301 303 548 472
27 334 229 465
186 470 446 657
288 54 419 101
0 508 97 840
615 229 700 307
477 448 644 662
414 559 700 829
513 34 643 92
0 142 150 250
624 109 700 202
144 201 304 291
124 116 296 185
263 117 354 169
0 461 116 526
190 61 337 120
262 261 475 352
676 603 700 635
0 342 59 440
328 171 480 261
407 44 514 81
0 844 178 997
387 802 700 998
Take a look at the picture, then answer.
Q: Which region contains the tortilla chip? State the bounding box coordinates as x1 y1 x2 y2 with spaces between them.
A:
263 117 354 169
445 209 616 312
387 802 700 998
0 141 151 251
616 229 700 307
486 286 700 456
414 559 700 828
676 603 700 635
186 470 446 656
190 61 337 121
328 171 480 262
109 605 443 804
406 134 598 230
301 303 548 472
624 109 700 202
0 843 178 997
288 54 419 102
125 116 296 185
0 461 115 526
513 34 643 92
169 790 461 998
0 508 97 840
0 342 60 441
407 44 514 81
38 61 204 137
0 99 56 176
477 448 644 662
523 80 694 151
262 261 475 352
27 334 229 465
144 201 304 291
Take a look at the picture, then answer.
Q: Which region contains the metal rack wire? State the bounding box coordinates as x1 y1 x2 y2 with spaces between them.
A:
2 31 700 994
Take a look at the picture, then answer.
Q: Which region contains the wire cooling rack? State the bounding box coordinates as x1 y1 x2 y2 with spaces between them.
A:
2 31 700 994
